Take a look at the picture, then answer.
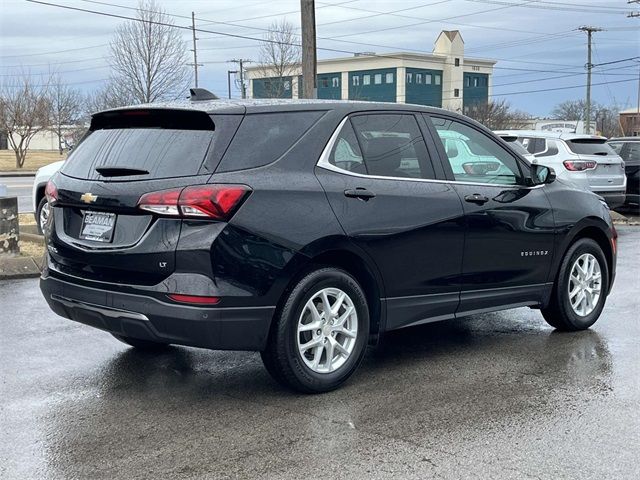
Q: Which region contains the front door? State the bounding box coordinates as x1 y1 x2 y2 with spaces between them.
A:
315 112 465 330
425 115 556 315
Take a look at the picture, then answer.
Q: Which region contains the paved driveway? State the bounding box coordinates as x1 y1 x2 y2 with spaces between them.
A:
1 227 639 479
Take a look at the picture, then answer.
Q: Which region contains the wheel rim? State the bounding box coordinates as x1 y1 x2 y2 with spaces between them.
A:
40 201 50 231
568 253 602 317
297 287 358 374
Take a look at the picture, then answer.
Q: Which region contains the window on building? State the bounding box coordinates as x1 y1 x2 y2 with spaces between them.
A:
284 81 291 91
385 72 394 83
425 74 432 85
321 77 329 88
454 89 459 97
332 77 339 87
374 74 382 84
352 75 360 86
407 73 413 83
435 75 441 85
473 77 479 87
363 74 370 85
465 77 471 87
416 73 422 84
455 58 460 67
429 116 522 185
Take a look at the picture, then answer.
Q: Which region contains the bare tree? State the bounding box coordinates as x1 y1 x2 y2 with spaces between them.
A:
551 99 623 137
48 75 83 154
257 19 301 98
465 99 530 130
109 0 190 104
551 99 593 121
84 81 138 118
0 73 51 168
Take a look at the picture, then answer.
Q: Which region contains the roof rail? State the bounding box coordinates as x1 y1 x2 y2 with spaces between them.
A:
190 88 218 101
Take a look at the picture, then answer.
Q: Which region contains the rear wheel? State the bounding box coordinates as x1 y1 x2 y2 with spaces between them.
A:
261 267 369 393
542 238 609 331
111 333 170 351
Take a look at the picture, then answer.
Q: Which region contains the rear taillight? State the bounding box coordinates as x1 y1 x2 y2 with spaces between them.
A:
138 184 250 220
563 160 596 171
45 180 58 205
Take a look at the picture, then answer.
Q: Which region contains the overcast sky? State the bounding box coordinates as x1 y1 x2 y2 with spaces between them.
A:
1 0 638 116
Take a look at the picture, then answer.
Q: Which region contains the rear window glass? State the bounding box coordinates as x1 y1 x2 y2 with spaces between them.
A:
61 128 215 180
216 111 324 172
566 139 617 156
608 142 640 163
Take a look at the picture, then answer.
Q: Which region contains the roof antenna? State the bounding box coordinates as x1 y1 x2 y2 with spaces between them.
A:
190 88 218 101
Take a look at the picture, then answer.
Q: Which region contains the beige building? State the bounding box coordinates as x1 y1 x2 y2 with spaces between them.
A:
620 107 640 137
246 30 496 113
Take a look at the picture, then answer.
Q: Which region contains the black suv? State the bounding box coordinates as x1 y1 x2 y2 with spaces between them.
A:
41 93 617 392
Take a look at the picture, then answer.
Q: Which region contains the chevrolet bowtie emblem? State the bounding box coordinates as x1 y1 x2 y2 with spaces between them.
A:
80 193 98 203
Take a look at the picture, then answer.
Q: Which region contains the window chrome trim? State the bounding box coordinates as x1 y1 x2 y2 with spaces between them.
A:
316 115 545 190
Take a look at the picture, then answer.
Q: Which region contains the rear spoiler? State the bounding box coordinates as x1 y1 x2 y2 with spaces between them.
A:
90 108 215 131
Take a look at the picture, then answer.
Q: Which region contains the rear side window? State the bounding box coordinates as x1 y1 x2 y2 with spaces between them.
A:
566 139 617 156
217 111 324 172
609 142 640 163
62 128 215 180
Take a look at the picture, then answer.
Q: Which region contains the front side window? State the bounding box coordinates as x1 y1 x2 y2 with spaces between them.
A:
429 116 522 185
349 114 435 179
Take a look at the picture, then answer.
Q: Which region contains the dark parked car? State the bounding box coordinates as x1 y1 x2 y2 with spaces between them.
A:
40 92 617 392
607 137 640 213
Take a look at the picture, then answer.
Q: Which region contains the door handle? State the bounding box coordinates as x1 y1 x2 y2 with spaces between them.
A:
344 188 376 201
464 193 489 205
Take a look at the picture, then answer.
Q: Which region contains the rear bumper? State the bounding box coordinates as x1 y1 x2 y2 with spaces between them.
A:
596 191 626 209
40 273 275 351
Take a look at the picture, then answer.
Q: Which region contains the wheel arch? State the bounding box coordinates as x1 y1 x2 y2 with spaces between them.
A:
274 240 386 345
553 218 615 294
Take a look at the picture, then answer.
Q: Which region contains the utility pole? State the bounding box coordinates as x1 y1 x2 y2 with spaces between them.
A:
229 59 251 98
227 70 237 99
189 12 203 87
300 0 317 99
579 26 603 134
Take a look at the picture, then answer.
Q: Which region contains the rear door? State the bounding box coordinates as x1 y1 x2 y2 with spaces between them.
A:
425 114 556 315
315 112 465 330
48 109 241 285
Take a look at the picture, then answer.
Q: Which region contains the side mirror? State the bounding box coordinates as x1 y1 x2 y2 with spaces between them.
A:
532 164 556 185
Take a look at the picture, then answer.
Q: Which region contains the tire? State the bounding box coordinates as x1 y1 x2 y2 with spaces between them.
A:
261 267 370 393
36 197 50 235
111 333 170 351
542 238 609 331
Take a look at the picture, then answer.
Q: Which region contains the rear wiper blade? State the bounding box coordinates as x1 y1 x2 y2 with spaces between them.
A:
95 166 149 177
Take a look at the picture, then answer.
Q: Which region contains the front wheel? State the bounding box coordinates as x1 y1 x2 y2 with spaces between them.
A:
261 267 370 393
542 238 609 331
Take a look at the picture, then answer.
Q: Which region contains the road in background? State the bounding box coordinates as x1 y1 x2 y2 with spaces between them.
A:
1 227 639 479
0 176 35 213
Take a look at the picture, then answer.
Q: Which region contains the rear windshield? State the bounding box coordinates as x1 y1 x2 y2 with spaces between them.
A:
61 128 214 180
566 139 617 156
216 111 325 172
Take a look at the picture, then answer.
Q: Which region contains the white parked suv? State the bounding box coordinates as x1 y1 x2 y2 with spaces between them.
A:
32 160 64 233
495 130 626 209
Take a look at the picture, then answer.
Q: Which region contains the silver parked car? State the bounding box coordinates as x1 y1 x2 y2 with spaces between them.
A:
495 130 626 208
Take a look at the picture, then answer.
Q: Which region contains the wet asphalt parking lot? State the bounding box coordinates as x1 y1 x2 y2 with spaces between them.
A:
1 227 639 479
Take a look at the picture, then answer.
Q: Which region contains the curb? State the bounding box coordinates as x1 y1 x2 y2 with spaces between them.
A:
21 232 44 244
0 256 41 280
0 171 37 178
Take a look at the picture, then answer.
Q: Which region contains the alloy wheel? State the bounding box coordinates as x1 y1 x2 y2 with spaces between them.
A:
297 287 358 374
568 253 602 317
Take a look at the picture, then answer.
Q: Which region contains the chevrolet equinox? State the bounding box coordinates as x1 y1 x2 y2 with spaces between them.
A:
40 91 617 393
